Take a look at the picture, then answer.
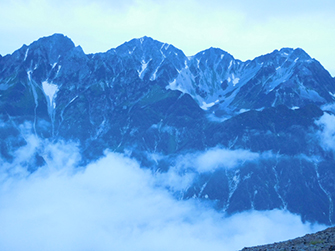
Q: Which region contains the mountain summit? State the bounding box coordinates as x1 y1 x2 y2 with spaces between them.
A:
1 34 335 225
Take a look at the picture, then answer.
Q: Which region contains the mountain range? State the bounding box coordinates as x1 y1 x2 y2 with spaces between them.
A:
1 33 335 225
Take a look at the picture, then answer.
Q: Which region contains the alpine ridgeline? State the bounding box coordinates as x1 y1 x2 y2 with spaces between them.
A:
1 34 335 225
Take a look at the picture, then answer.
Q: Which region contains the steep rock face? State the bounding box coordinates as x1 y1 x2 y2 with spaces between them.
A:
168 47 335 114
1 34 335 225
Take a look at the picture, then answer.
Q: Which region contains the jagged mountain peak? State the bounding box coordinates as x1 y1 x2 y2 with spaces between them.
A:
117 36 161 52
289 47 312 61
105 36 188 82
114 36 187 61
29 33 75 53
255 47 312 65
195 47 233 58
34 33 74 45
135 36 157 46
191 47 236 68
14 33 77 65
279 47 294 55
276 47 309 58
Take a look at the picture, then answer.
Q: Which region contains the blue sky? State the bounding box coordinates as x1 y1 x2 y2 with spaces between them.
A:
1 0 334 75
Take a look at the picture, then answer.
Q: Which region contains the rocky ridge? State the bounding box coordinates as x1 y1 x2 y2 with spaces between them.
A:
241 227 335 251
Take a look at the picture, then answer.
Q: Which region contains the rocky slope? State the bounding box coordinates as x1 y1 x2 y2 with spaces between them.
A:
241 227 335 251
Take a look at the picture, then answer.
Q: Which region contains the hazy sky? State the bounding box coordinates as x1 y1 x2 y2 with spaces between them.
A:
0 0 334 75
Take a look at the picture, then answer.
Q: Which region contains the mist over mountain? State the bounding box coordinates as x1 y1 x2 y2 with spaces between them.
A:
1 33 335 249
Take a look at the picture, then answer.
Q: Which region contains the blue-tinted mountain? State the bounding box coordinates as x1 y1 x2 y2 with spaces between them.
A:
1 33 335 225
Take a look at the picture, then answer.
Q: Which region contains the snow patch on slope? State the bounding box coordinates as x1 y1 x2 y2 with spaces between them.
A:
27 71 32 81
24 49 29 61
42 81 58 109
56 65 62 77
42 81 59 135
200 100 219 111
138 60 150 79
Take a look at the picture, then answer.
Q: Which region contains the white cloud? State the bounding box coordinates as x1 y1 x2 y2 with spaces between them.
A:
195 148 260 172
170 147 261 174
151 148 262 192
315 112 335 152
0 138 325 250
153 148 277 194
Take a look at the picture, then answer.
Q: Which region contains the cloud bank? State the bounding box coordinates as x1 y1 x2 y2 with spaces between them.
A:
0 136 325 251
